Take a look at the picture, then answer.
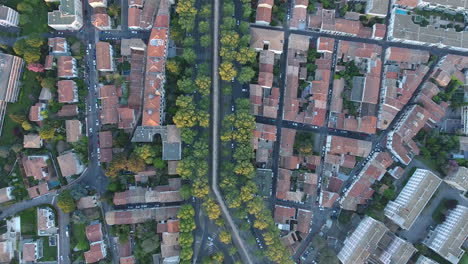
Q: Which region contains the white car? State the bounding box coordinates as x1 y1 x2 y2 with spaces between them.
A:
231 105 235 112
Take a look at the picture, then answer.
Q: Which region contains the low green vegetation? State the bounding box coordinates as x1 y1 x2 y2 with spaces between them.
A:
4 0 49 36
18 207 37 236
414 130 459 175
0 71 42 146
41 238 58 261
293 131 315 156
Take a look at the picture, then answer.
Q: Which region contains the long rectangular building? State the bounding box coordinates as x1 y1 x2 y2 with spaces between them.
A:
384 169 442 229
338 216 416 264
0 53 24 136
423 205 468 264
141 0 169 127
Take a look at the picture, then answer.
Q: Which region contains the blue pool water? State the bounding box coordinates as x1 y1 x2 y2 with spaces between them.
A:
396 9 409 15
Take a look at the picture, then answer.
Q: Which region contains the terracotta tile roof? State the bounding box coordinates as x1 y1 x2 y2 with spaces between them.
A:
23 134 42 148
117 107 135 129
161 232 181 258
27 183 49 198
58 104 78 117
256 6 272 24
281 156 300 170
91 13 111 29
100 148 113 163
105 207 180 225
327 177 344 192
84 242 105 263
372 24 386 39
120 256 135 264
395 0 419 7
129 0 143 7
167 219 179 233
320 191 339 207
57 56 76 78
250 27 284 53
128 7 141 28
296 209 312 234
96 42 113 71
274 205 296 224
57 152 83 177
387 47 430 64
98 131 113 148
22 156 49 181
65 120 82 143
328 135 372 157
44 55 54 70
29 103 45 122
86 223 103 243
22 243 37 262
317 37 334 53
48 37 67 53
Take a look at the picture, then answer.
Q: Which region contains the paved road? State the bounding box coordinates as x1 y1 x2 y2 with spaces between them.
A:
0 193 55 218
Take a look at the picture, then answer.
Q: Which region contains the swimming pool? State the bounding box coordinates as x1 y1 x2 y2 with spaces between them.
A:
395 9 409 15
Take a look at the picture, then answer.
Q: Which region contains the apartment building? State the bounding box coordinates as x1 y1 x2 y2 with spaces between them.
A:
0 5 19 27
338 216 416 264
48 0 83 30
0 53 24 136
141 0 169 127
57 56 78 78
424 205 468 264
255 0 273 25
384 169 442 229
96 42 114 72
444 166 468 192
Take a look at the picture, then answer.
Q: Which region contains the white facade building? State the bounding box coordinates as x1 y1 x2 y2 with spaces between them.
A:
0 5 19 27
48 0 83 30
384 169 442 229
424 205 468 264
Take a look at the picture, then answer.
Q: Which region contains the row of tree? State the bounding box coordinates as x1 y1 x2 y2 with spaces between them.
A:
217 2 294 260
172 1 228 262
219 97 293 263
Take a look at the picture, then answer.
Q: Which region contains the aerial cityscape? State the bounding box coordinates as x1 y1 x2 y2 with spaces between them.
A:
0 0 467 263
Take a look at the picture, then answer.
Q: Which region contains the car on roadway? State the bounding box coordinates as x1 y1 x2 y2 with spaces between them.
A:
207 236 213 242
236 20 240 26
231 105 235 112
242 88 247 92
97 148 100 154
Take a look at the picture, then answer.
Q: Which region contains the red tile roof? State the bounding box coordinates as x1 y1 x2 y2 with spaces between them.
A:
58 80 77 103
256 6 272 24
86 223 103 243
99 131 113 148
296 209 312 234
84 242 105 263
57 56 75 78
274 205 296 224
96 42 113 71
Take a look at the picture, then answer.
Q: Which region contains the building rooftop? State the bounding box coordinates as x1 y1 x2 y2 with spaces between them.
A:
424 205 468 264
65 119 82 143
385 169 442 229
